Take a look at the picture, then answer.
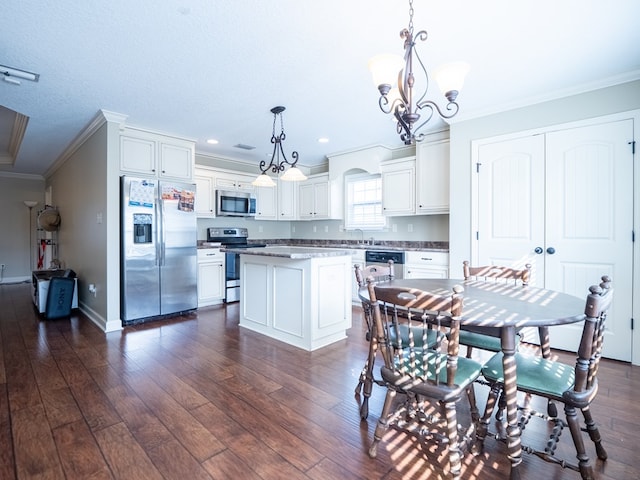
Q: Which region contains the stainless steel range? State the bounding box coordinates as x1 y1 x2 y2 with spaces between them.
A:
206 227 265 302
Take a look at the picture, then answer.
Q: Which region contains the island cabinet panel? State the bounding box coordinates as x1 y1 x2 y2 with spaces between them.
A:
316 263 349 331
243 263 270 326
238 249 352 351
273 266 304 337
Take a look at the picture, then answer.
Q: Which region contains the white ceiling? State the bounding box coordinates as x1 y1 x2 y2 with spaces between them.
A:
2 0 639 176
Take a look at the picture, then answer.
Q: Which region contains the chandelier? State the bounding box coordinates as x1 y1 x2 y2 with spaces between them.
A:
369 0 469 145
252 106 307 187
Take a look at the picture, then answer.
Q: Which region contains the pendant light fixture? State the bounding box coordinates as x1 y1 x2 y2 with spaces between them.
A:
368 0 469 145
252 106 307 187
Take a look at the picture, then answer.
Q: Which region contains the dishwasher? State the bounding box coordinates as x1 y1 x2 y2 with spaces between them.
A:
365 250 405 279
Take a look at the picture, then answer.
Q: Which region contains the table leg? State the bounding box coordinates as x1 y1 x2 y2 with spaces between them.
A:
501 325 522 480
537 326 558 417
538 326 551 359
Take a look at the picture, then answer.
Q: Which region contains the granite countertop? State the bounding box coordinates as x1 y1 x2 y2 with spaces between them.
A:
223 245 354 259
247 239 449 252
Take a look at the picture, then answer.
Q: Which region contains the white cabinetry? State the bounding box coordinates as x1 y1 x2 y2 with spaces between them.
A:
215 173 255 192
194 167 215 217
197 249 225 307
120 129 194 181
239 252 352 351
404 251 449 279
381 157 416 216
416 140 449 214
254 178 298 221
299 174 341 220
277 178 297 220
255 184 278 220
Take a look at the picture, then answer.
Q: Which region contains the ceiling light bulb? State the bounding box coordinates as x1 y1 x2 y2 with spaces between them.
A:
3 76 21 85
206 139 219 145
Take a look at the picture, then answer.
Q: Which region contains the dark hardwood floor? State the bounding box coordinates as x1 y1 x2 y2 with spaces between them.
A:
1 282 639 479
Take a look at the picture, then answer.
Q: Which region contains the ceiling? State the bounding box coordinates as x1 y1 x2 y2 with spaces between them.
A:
2 0 639 177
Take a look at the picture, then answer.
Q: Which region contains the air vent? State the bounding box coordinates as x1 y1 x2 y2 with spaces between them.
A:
233 143 256 150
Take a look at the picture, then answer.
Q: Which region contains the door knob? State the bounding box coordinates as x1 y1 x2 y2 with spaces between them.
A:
534 247 543 254
546 247 556 254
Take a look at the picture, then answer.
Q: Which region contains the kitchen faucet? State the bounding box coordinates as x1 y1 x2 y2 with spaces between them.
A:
354 228 364 245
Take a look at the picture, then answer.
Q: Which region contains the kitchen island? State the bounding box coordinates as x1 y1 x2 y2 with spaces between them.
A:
225 246 353 351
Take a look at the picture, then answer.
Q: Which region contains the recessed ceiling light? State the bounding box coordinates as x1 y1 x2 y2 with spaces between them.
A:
206 139 219 145
318 137 329 143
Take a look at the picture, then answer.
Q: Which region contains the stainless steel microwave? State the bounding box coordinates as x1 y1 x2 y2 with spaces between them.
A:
216 190 256 217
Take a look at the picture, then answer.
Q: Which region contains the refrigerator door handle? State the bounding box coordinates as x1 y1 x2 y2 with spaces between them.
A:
156 194 162 266
158 196 165 266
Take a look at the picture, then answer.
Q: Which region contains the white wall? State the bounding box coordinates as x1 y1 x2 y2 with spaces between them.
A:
0 175 45 282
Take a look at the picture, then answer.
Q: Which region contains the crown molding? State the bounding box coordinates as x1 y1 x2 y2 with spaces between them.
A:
44 110 128 178
0 111 29 167
0 170 45 181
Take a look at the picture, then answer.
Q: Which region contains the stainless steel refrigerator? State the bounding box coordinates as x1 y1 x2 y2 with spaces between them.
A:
120 176 197 324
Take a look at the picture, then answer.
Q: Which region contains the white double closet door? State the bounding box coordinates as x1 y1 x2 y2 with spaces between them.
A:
474 117 634 361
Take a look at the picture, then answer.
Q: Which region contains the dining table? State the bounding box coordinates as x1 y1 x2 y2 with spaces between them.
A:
359 277 586 480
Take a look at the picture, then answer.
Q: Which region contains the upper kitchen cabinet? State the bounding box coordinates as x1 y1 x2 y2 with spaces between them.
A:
194 167 215 217
416 140 450 214
120 128 194 181
298 173 342 220
214 172 256 192
253 177 298 221
381 156 416 216
277 177 297 220
254 182 278 220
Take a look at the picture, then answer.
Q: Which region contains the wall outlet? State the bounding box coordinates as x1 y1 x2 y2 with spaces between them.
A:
392 224 397 232
313 226 317 233
258 225 263 233
324 225 329 233
407 224 413 233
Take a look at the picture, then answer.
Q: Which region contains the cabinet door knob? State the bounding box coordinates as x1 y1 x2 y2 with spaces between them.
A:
546 247 556 254
534 247 543 254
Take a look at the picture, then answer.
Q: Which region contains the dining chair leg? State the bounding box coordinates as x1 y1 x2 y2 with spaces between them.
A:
368 388 396 458
356 328 379 420
472 382 501 455
582 407 607 460
565 404 595 480
442 400 463 479
466 384 480 424
355 362 367 395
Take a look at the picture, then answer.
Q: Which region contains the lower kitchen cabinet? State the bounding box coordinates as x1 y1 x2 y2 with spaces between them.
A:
197 249 225 307
404 250 449 279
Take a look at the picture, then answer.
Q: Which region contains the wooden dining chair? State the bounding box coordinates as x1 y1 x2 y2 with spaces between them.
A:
474 275 613 480
460 260 531 358
353 261 395 420
366 279 482 479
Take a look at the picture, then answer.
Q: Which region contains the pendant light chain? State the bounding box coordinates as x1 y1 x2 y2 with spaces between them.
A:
408 0 414 36
368 0 469 144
